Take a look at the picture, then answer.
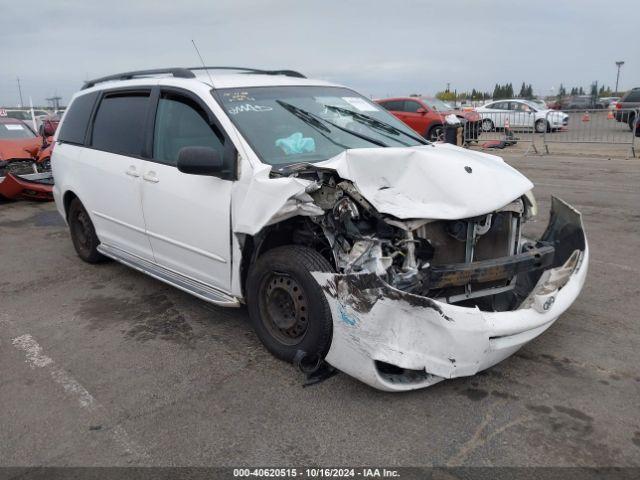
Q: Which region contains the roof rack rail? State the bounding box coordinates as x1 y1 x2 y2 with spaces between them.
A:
82 68 196 89
188 66 306 79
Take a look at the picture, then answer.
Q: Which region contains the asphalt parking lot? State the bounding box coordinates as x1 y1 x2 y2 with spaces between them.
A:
1 153 639 467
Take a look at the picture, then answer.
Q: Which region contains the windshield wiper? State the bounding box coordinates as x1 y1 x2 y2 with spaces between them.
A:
277 100 388 148
325 105 429 145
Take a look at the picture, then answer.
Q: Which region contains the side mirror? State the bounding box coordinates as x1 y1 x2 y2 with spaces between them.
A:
416 107 427 114
177 146 225 176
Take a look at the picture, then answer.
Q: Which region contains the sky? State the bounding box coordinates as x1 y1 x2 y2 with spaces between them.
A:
1 0 638 107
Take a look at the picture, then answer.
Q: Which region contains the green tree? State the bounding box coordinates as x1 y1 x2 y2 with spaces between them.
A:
435 90 456 102
557 83 566 101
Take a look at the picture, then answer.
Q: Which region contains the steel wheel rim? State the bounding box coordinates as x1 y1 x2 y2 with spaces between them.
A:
73 210 92 254
259 272 309 345
482 119 493 131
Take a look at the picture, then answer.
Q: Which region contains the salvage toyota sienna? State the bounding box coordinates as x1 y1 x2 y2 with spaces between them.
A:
52 67 588 391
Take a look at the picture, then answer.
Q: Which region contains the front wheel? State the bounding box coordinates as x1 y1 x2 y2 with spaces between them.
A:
481 118 494 132
535 119 548 133
246 246 334 363
427 124 443 142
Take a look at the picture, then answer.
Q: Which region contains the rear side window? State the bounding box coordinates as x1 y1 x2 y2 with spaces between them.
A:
380 100 404 112
57 92 98 145
91 92 149 156
624 90 640 102
152 93 224 166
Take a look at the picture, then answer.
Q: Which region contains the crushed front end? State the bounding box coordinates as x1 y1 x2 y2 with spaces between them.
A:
310 193 587 391
238 146 588 391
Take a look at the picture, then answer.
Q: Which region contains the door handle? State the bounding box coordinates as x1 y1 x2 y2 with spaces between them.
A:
143 172 159 183
125 167 139 177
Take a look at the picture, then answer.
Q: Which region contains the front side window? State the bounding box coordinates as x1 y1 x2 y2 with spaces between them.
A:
153 94 224 166
91 92 149 156
0 121 36 139
403 100 423 113
217 86 424 166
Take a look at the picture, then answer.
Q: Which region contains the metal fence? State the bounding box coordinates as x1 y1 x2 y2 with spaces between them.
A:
463 111 540 154
542 108 638 156
463 107 639 157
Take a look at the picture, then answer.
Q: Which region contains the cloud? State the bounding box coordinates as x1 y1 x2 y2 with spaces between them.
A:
0 0 637 106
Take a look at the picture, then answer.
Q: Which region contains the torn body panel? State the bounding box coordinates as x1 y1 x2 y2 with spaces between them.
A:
230 143 533 236
312 197 588 391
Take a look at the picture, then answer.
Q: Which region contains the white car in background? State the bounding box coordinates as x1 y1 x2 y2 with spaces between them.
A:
476 99 569 133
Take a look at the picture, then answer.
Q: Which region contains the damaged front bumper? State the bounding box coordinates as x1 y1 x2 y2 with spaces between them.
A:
312 197 588 391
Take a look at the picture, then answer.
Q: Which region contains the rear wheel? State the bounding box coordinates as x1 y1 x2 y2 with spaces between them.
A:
68 198 106 263
246 246 334 363
629 114 636 132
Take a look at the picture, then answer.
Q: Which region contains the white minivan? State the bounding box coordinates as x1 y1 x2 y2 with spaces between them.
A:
53 67 588 391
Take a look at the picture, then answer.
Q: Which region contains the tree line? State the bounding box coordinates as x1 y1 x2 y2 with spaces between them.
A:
435 82 534 102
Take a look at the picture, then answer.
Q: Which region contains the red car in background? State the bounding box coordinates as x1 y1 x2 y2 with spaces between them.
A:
0 117 42 174
375 96 481 142
0 116 55 200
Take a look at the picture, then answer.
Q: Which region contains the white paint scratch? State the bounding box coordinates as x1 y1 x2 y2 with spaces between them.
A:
11 333 147 460
591 259 637 273
12 334 54 368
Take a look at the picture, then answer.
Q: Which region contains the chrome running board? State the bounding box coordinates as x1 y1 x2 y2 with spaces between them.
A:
97 243 240 307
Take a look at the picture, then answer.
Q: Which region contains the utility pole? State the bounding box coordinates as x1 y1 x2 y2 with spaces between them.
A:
16 76 24 107
615 61 624 95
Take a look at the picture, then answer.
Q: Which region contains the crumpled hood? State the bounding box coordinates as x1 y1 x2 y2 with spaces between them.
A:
315 144 534 220
0 138 40 161
232 144 533 235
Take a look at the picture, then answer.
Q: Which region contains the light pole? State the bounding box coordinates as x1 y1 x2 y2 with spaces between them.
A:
16 76 24 108
615 61 624 95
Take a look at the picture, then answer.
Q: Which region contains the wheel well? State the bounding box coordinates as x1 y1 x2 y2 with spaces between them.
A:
62 191 78 219
239 217 334 296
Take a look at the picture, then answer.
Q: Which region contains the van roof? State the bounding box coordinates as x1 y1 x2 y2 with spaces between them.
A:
82 67 339 91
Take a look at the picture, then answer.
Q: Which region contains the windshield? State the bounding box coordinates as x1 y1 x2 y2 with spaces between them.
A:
0 122 36 139
531 99 547 108
217 86 425 165
421 97 453 112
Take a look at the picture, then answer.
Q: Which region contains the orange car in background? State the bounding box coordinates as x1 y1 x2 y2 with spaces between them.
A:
0 116 55 200
376 96 481 142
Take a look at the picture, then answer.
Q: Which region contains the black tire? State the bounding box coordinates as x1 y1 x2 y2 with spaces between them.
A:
481 118 494 132
628 114 636 132
246 245 334 363
68 198 106 264
426 124 443 142
535 119 548 133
